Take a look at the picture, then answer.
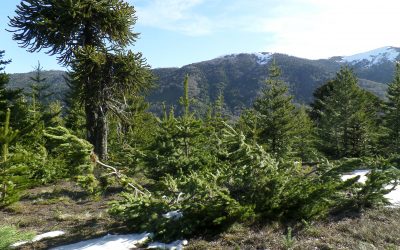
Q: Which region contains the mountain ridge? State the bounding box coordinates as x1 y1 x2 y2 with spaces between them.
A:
193 46 400 69
8 46 398 115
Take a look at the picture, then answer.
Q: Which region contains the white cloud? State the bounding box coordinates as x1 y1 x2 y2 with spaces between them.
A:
132 0 319 36
132 0 285 36
132 0 400 58
133 0 213 36
259 0 400 58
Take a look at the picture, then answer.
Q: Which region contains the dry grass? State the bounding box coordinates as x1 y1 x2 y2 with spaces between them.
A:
2 180 400 249
188 208 400 250
0 181 125 249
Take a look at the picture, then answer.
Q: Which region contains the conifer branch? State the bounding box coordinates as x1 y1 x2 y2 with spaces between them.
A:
90 152 151 197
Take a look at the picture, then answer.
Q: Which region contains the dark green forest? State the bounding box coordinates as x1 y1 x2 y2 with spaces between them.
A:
1 0 400 247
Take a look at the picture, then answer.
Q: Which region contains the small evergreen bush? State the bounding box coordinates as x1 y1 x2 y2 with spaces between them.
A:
109 75 400 240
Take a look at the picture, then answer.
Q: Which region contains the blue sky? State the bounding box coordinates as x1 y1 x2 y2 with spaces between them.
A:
1 0 400 73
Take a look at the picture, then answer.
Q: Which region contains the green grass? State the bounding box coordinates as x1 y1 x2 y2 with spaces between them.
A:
0 225 35 250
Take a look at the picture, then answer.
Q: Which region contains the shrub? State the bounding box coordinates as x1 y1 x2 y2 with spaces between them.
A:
110 123 377 240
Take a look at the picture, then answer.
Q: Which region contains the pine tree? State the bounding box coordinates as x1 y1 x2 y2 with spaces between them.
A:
236 109 259 146
28 62 53 115
0 109 20 206
64 79 86 138
0 51 10 117
253 60 297 158
145 75 208 179
383 62 400 154
292 105 320 161
107 94 157 175
0 51 23 121
204 88 229 148
46 101 64 127
0 51 11 87
311 67 380 158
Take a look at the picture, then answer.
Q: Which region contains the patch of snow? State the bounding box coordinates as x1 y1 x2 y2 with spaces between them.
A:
341 169 400 206
34 231 66 241
163 210 183 220
148 239 188 250
384 185 400 207
253 52 272 65
11 241 29 248
341 46 399 65
50 233 151 250
11 231 65 248
217 52 273 65
341 169 370 183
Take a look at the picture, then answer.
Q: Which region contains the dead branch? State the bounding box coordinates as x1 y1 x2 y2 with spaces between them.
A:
91 152 151 197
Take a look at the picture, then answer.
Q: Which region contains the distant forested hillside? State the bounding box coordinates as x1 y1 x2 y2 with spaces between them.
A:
8 51 392 114
9 70 68 104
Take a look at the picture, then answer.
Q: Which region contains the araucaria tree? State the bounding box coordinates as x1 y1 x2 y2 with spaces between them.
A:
383 62 400 154
9 0 152 159
253 60 297 158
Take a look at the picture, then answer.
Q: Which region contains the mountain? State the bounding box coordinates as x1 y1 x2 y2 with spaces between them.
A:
334 46 400 83
340 46 400 66
8 70 68 104
149 47 397 114
8 47 399 115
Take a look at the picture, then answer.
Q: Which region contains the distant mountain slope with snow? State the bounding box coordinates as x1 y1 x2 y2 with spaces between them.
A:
10 46 396 116
340 46 400 66
149 49 392 115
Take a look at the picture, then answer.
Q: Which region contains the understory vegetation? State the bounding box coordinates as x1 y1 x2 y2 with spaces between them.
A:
0 225 34 250
1 0 400 248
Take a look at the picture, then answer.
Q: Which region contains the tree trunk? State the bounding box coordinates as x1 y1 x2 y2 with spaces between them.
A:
86 103 108 160
97 108 108 160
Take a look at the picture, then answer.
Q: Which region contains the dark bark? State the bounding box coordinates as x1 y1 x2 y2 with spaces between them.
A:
85 102 108 160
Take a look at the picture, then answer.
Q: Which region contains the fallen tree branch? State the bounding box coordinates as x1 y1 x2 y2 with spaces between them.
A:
91 152 151 197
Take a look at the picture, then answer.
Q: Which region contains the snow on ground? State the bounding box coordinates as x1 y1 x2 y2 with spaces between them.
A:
341 169 400 206
148 240 188 250
384 184 400 207
341 169 370 183
51 233 152 250
11 231 65 248
50 233 151 250
49 233 188 250
163 210 183 220
10 230 189 250
341 46 399 65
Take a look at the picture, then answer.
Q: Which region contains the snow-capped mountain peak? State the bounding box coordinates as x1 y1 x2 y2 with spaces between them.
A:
218 52 273 65
252 52 273 65
341 46 400 66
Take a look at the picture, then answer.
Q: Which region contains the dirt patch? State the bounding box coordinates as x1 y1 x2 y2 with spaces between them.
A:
0 181 127 249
